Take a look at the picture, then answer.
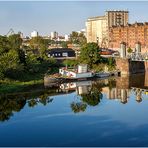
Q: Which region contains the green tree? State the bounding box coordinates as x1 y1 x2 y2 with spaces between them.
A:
25 52 40 73
61 41 68 48
63 59 78 67
78 32 87 45
29 36 48 58
8 34 22 51
69 31 86 45
70 31 79 44
0 35 10 55
0 50 22 78
80 42 101 68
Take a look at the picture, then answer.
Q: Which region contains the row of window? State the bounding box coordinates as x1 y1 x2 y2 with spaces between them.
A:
48 52 68 57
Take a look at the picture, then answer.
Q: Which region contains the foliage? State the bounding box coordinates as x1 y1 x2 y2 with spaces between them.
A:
71 102 87 113
0 35 10 55
0 34 58 81
81 82 103 106
25 52 40 73
69 31 86 45
107 57 116 71
0 90 53 121
80 42 101 68
0 96 26 122
0 50 23 79
8 34 22 51
127 47 133 53
63 59 79 67
0 79 43 94
29 36 49 58
92 63 106 72
61 41 68 48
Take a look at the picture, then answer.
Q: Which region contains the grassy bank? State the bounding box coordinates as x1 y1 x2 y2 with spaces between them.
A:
0 79 44 94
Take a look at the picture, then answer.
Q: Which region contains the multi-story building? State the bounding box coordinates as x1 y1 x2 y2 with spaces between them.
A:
109 22 148 53
31 30 38 38
86 16 107 45
106 10 129 28
86 10 129 47
51 31 58 39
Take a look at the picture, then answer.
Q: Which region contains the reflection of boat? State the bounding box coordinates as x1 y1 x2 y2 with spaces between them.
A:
60 81 92 95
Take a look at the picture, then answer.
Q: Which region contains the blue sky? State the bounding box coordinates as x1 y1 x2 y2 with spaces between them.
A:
0 1 148 36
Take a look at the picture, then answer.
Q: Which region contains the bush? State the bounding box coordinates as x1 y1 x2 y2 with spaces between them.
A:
63 59 78 67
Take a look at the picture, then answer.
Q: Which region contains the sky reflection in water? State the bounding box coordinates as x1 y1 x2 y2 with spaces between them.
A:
0 74 148 147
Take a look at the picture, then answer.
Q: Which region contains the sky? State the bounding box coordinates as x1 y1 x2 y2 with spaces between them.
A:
0 1 148 37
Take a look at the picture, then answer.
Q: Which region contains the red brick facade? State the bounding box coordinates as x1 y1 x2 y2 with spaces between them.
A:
109 22 148 53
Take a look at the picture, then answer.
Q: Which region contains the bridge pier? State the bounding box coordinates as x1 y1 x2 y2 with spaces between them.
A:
115 42 148 75
116 58 148 75
116 58 131 75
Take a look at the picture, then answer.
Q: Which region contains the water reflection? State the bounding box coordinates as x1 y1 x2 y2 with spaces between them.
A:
0 91 54 122
0 73 148 121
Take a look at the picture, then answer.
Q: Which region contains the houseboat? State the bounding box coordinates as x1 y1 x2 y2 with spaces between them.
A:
59 64 94 79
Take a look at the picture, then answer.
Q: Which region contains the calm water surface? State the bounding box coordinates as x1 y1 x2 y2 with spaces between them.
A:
0 74 148 147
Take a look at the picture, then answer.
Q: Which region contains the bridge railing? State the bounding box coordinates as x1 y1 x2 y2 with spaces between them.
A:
127 52 148 61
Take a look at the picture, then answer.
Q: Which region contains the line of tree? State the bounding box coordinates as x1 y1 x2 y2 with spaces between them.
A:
0 34 58 80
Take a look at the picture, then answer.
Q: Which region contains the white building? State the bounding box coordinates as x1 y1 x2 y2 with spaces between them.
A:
51 31 58 39
31 31 38 38
65 34 69 41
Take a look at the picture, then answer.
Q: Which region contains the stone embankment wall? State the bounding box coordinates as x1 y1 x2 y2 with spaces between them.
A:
116 58 148 75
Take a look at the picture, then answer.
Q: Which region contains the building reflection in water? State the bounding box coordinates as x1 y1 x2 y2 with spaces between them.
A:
0 73 147 121
60 73 148 105
60 81 92 95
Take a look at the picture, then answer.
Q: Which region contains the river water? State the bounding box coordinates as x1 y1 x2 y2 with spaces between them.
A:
0 73 148 147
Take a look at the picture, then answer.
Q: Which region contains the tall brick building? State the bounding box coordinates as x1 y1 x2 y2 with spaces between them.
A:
109 22 148 53
86 10 129 47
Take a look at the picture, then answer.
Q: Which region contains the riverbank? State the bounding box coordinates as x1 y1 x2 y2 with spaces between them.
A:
0 79 44 94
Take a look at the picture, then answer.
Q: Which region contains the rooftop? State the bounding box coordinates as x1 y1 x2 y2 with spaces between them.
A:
87 16 106 21
48 48 75 53
106 10 129 13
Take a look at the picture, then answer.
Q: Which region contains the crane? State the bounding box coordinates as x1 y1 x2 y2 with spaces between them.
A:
6 28 15 37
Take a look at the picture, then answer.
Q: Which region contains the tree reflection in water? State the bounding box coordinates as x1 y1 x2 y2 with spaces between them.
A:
81 82 103 106
71 81 103 113
0 96 26 122
71 102 87 113
0 92 53 122
27 94 53 108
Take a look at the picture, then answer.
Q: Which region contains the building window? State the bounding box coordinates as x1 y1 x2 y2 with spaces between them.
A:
62 52 68 57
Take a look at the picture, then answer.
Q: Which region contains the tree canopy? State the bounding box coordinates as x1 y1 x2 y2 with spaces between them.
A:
80 42 101 68
29 36 49 58
69 31 86 45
